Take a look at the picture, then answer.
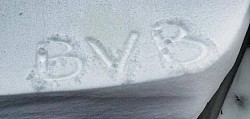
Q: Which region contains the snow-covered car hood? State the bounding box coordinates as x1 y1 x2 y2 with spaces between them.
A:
0 0 250 118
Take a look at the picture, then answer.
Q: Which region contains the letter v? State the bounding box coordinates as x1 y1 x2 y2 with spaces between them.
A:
86 31 140 72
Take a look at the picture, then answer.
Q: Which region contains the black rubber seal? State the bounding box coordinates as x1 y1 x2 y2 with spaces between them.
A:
198 24 250 119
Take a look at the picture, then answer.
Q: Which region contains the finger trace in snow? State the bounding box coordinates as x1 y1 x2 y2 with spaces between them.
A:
26 34 86 91
86 31 140 73
152 18 218 73
85 37 115 68
23 18 219 92
47 57 83 80
35 47 48 78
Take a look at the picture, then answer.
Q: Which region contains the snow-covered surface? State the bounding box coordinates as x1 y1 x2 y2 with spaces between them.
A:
218 48 250 119
0 0 249 118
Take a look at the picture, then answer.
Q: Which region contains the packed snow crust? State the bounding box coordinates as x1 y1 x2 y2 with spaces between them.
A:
0 0 249 118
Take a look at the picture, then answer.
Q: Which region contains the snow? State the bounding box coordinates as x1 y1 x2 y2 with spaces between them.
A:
0 0 249 118
218 48 250 119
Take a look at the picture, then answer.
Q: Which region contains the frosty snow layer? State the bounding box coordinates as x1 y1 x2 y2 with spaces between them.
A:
21 18 219 93
0 0 249 95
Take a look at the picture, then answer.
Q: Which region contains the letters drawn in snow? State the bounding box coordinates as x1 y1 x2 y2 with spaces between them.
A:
151 18 218 73
26 35 86 91
26 18 218 91
85 31 140 73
